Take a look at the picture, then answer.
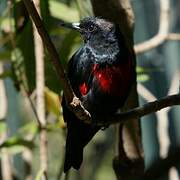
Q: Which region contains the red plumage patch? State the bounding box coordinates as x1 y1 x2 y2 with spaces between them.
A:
79 82 88 95
92 61 132 96
95 70 111 92
79 60 133 96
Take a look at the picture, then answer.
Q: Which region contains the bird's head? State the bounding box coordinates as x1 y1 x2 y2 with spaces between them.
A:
60 17 119 48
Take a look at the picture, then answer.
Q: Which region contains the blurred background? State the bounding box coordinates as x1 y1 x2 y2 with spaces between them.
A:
0 0 179 179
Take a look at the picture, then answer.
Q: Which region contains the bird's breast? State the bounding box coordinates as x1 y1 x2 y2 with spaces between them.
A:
79 59 133 97
93 62 133 96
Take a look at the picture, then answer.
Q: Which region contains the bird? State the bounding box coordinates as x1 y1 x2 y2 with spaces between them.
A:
61 17 136 172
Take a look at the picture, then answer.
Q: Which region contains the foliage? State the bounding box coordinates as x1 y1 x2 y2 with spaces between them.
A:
0 0 179 180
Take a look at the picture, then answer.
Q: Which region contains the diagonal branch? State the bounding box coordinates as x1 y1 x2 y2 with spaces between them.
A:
80 94 180 125
22 0 91 122
134 0 180 54
101 93 180 126
134 0 170 54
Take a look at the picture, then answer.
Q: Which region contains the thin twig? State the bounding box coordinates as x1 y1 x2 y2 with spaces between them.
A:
134 32 180 54
107 94 180 126
167 33 180 40
25 91 42 127
134 0 180 54
134 0 172 54
33 0 48 178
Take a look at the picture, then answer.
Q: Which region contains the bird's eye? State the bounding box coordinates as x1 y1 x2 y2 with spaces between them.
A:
88 24 96 32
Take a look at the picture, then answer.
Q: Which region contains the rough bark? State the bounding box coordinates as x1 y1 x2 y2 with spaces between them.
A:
91 0 144 179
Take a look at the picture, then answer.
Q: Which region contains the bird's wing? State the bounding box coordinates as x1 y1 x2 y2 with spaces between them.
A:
67 49 94 98
62 51 99 172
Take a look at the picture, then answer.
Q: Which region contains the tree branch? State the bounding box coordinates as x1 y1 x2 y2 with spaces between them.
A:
134 32 180 54
97 93 180 126
134 0 170 54
33 0 48 178
22 0 91 122
134 0 180 54
167 33 180 40
68 85 180 126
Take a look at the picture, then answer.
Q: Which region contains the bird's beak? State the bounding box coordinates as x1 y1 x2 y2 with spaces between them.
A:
60 22 81 31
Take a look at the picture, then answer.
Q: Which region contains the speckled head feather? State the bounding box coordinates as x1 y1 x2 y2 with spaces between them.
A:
80 17 114 32
75 17 121 57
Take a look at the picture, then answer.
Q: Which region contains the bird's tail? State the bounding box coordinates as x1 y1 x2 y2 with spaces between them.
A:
64 119 99 172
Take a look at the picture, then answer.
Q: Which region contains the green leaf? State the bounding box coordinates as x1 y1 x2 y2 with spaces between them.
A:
16 21 35 92
0 123 38 156
49 0 79 22
59 30 80 63
40 0 51 29
75 0 93 18
136 66 145 74
45 87 61 117
45 31 80 92
44 54 63 92
0 17 15 32
0 51 11 61
18 121 38 137
11 47 28 89
137 74 150 82
0 70 12 79
35 168 45 180
0 121 6 134
136 66 163 74
0 136 35 149
1 145 26 155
